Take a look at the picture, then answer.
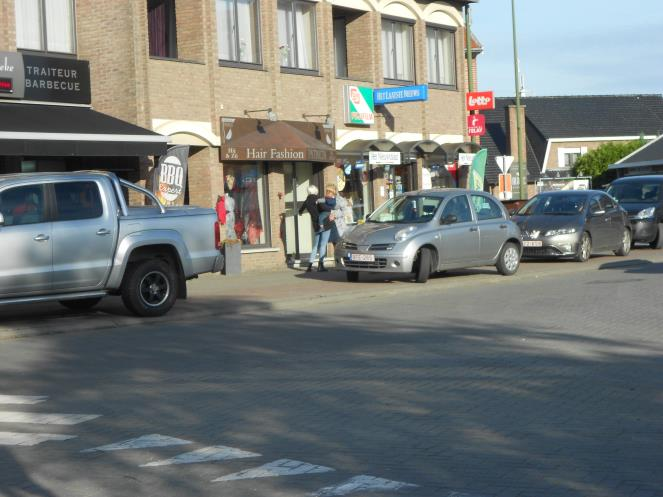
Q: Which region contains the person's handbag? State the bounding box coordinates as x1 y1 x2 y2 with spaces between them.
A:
322 216 335 231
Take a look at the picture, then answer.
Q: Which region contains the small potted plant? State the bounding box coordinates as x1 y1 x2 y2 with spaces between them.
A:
222 239 242 275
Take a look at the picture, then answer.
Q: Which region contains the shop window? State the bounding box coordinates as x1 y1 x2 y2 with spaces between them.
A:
338 161 371 222
422 162 455 189
224 164 270 247
217 0 261 65
0 184 46 227
15 0 76 54
381 18 414 82
148 0 178 58
427 25 456 87
277 0 318 71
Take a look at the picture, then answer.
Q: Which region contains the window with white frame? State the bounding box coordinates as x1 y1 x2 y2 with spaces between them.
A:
427 25 456 87
382 18 414 82
15 0 76 54
557 147 587 169
277 0 318 71
217 0 261 65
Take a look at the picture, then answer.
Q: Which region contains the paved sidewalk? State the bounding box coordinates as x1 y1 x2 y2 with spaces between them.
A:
2 247 662 341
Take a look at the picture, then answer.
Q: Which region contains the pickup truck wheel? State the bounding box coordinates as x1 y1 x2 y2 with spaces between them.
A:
59 297 102 311
121 260 177 317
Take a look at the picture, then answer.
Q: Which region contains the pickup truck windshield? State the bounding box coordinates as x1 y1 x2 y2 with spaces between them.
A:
367 195 443 224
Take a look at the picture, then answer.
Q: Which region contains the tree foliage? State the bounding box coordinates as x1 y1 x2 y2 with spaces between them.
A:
572 139 646 179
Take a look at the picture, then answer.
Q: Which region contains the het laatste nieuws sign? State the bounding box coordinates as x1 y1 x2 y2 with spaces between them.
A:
0 52 91 105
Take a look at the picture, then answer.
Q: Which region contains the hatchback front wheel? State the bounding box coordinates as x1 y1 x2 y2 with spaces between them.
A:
496 242 520 276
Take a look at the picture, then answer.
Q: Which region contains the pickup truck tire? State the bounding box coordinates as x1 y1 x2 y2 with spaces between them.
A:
59 297 102 311
121 259 177 317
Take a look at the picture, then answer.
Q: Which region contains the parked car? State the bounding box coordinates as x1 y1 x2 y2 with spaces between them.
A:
606 175 663 249
511 190 631 262
0 171 223 316
335 189 522 283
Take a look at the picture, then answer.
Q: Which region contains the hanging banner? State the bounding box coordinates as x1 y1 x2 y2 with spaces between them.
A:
153 145 189 206
468 149 488 191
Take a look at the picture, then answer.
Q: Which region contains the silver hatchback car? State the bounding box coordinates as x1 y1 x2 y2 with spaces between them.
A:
335 189 522 282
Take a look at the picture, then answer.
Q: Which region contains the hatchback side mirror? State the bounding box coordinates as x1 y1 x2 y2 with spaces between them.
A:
441 214 458 225
0 212 4 226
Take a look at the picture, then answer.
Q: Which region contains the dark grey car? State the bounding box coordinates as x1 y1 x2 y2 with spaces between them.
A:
606 175 663 249
512 190 631 262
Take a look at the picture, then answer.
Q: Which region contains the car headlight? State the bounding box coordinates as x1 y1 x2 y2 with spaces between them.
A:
633 206 656 219
394 226 417 242
544 227 577 237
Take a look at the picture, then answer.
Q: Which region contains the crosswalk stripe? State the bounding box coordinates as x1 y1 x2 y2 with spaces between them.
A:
212 459 334 482
0 431 76 446
82 434 192 453
141 445 261 467
311 475 419 496
0 411 100 425
0 395 48 405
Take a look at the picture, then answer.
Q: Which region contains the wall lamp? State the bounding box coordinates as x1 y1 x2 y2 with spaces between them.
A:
303 113 334 129
244 107 278 121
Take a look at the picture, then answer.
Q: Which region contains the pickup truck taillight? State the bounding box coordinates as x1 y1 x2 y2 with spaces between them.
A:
214 221 221 249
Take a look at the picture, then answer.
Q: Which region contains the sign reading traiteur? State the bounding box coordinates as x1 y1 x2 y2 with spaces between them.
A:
344 85 374 125
466 91 494 111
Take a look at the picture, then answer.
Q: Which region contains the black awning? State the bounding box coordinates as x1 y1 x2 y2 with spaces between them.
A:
397 140 448 163
0 103 168 156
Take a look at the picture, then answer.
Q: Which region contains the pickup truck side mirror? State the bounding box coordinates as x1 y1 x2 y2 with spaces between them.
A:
441 214 458 225
0 212 4 226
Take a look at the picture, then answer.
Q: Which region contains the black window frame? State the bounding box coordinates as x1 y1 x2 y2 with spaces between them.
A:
15 0 77 56
217 0 263 68
381 15 415 84
333 15 348 78
441 194 472 224
147 0 178 59
471 193 505 221
426 23 457 90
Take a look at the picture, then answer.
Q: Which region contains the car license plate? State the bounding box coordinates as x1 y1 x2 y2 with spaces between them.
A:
349 253 375 262
523 240 543 247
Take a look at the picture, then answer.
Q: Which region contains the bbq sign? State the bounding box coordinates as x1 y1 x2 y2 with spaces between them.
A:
153 146 189 206
466 91 495 111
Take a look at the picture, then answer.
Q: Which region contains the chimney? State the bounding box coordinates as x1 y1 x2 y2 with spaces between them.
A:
506 104 527 180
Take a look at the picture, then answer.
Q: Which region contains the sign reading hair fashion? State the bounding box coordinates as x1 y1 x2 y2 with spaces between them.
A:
153 145 189 206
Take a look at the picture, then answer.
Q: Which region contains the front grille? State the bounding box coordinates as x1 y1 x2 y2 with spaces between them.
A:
369 243 394 251
523 246 563 257
345 258 388 269
342 242 358 250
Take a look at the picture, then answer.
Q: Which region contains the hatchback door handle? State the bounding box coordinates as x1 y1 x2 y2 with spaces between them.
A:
469 227 479 232
500 224 508 229
96 229 112 236
33 234 50 242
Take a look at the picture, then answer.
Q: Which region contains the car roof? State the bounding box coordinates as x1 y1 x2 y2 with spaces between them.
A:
611 175 663 184
404 188 489 197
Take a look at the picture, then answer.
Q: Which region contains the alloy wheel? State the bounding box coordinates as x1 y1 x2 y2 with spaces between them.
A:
139 270 171 308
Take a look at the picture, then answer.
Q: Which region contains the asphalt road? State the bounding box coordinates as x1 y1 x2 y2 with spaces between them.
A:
1 249 662 497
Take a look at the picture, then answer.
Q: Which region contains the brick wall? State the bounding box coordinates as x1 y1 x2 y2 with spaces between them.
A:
0 0 16 50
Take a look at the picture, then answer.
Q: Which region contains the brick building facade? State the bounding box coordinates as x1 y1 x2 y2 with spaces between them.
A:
1 0 480 271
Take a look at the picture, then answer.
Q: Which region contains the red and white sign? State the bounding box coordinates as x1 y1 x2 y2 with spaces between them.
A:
467 114 486 136
466 91 495 111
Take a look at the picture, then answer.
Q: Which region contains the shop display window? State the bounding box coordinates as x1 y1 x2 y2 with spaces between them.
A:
337 160 371 222
422 162 456 189
224 164 269 247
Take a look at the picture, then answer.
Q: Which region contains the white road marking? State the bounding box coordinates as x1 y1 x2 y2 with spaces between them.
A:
81 434 192 453
141 445 261 467
312 475 419 496
0 395 48 405
0 431 76 446
0 411 100 425
212 458 335 482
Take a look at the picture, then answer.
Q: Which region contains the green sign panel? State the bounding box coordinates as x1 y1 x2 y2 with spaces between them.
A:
468 149 488 191
344 85 374 125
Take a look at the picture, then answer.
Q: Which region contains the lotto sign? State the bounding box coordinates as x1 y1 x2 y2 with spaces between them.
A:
467 114 486 136
466 91 495 111
344 85 374 125
153 145 189 206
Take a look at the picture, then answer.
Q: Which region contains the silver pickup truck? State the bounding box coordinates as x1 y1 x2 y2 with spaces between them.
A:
0 171 223 317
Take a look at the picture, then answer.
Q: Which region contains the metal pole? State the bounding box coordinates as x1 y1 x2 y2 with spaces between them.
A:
465 4 475 145
512 0 526 199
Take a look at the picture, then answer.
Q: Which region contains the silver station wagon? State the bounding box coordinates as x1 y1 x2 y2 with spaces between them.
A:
335 189 522 283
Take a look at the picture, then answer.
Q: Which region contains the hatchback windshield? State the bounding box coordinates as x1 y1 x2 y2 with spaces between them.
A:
517 193 586 216
368 195 443 224
607 182 661 203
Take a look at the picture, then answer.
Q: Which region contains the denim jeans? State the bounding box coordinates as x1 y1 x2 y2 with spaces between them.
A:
310 229 331 264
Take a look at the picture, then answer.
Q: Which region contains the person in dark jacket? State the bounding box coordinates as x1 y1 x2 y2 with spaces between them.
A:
299 185 335 272
298 185 321 230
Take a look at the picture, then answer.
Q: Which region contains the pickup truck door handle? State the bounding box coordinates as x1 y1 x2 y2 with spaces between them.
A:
96 229 112 236
469 226 479 232
33 234 50 242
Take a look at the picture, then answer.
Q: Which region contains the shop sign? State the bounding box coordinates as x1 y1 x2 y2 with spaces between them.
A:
458 153 475 166
467 114 486 136
374 85 428 105
369 151 401 165
344 85 374 125
0 52 90 104
466 91 494 111
153 145 189 207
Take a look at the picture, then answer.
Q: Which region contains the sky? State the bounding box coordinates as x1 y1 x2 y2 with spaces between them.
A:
471 0 663 97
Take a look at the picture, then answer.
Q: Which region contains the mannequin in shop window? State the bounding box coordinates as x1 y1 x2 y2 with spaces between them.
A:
224 168 239 240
